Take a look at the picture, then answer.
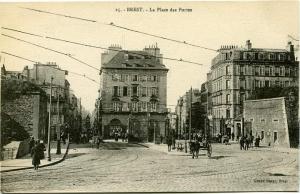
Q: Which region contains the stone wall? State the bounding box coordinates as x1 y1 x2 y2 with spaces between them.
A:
244 97 290 148
1 93 47 140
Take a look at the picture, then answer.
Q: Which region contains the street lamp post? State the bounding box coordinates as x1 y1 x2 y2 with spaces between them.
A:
47 77 53 161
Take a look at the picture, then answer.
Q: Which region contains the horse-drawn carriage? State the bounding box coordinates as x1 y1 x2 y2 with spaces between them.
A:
189 138 212 158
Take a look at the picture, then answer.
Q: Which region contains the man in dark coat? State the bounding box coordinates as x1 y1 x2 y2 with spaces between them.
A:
36 140 46 160
239 136 244 150
31 142 41 170
167 135 172 152
29 137 35 155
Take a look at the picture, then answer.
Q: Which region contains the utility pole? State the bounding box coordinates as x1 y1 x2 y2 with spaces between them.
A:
56 87 61 154
189 87 192 142
47 76 53 161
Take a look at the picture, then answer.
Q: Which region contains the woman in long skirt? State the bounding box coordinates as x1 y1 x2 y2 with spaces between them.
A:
31 143 40 170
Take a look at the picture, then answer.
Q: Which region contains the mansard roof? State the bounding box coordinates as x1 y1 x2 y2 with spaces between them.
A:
101 51 168 70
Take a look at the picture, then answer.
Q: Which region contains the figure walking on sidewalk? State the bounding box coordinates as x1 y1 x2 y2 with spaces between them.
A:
31 141 40 170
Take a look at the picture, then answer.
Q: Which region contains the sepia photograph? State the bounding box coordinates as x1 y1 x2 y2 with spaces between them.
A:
0 1 299 193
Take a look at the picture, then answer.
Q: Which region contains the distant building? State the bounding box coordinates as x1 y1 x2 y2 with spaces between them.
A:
99 45 169 142
207 40 298 139
175 89 201 138
243 97 298 148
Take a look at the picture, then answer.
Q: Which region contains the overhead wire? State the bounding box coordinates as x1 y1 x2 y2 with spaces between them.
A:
2 27 203 66
20 7 217 52
1 51 100 85
1 32 100 71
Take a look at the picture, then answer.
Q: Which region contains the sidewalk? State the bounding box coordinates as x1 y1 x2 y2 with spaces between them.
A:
1 141 69 173
139 142 191 156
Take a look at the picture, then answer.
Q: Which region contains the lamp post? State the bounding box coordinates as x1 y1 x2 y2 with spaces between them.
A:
47 76 53 161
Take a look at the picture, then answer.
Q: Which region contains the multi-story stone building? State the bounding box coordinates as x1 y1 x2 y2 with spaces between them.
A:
99 45 169 142
244 97 298 148
208 40 298 139
175 89 201 138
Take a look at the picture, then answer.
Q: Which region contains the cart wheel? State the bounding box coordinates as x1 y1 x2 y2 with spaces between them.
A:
207 143 212 157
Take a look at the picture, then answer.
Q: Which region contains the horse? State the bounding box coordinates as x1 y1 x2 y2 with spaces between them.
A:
189 140 201 159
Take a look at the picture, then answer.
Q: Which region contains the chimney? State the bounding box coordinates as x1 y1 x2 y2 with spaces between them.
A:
246 40 252 50
287 41 295 61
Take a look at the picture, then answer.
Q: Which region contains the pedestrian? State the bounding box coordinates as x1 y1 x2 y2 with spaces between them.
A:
31 141 40 170
255 136 260 147
239 136 244 150
245 136 250 150
36 140 46 160
29 137 35 155
160 134 163 144
231 132 235 141
97 136 101 149
167 135 172 152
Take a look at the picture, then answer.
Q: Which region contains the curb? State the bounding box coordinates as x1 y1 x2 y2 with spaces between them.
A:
131 142 149 148
1 142 70 173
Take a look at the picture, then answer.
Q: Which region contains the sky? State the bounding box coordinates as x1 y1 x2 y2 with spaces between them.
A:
0 1 299 113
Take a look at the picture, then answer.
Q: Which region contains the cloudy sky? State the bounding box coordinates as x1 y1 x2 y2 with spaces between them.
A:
1 1 299 112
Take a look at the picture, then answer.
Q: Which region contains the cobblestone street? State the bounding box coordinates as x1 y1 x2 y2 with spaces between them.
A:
1 141 298 192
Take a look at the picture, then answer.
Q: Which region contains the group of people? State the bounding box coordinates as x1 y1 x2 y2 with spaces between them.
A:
112 130 128 142
239 135 261 150
29 137 46 170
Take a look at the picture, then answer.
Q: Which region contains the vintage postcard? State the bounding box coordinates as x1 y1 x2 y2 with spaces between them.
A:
1 1 299 193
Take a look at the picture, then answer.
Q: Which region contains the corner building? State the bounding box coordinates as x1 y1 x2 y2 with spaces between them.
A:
209 40 298 139
99 45 168 142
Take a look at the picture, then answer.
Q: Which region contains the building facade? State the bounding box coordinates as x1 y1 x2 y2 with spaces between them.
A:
99 45 169 142
208 40 298 139
175 89 201 139
244 97 298 148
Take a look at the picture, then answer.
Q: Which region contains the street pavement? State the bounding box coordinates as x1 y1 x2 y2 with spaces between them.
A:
1 141 298 192
1 141 69 172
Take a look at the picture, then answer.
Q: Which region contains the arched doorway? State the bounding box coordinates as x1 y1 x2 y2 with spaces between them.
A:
104 119 124 139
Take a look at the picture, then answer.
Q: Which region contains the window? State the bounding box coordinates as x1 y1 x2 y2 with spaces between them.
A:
226 80 230 89
240 65 244 75
254 53 258 60
260 66 264 75
285 67 290 76
151 87 158 96
275 67 280 76
269 54 275 60
123 86 128 96
149 75 157 82
279 54 285 61
285 81 290 87
275 81 280 87
150 102 157 112
226 94 230 104
132 102 138 112
265 66 270 76
255 66 259 76
265 80 270 87
259 53 264 60
112 74 119 81
141 87 147 97
132 75 138 81
112 102 122 112
226 65 230 75
140 75 147 82
132 85 138 96
261 131 264 140
280 67 284 76
254 80 259 88
261 119 265 122
142 101 147 111
274 132 278 143
270 66 273 76
113 86 118 96
226 109 230 118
